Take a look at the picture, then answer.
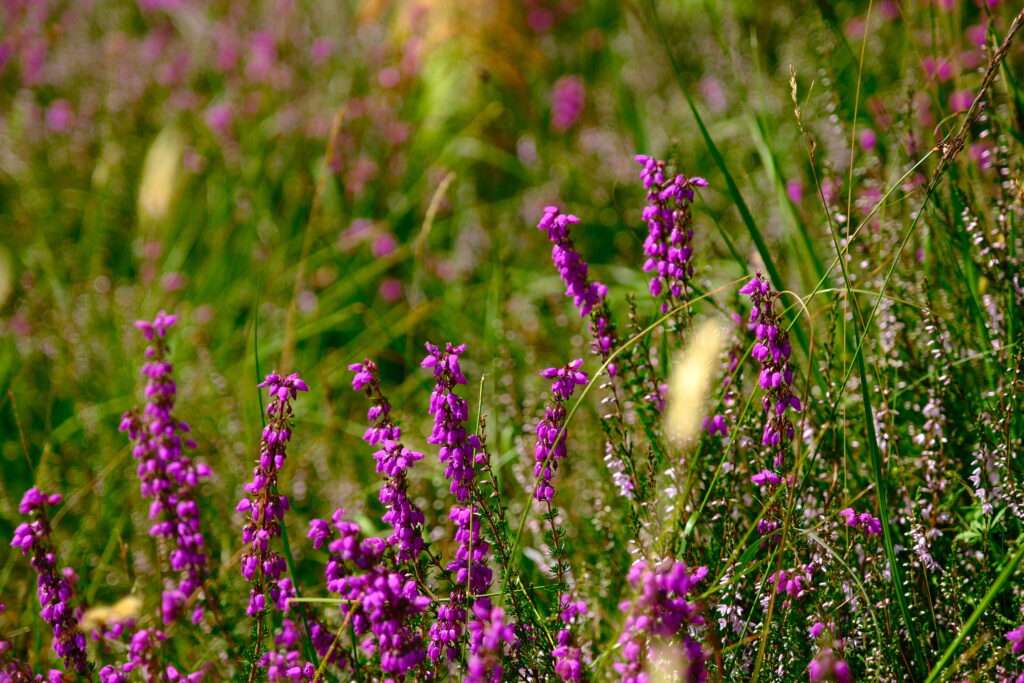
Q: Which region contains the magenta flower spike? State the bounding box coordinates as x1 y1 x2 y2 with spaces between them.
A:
421 342 493 663
536 207 616 365
120 311 212 624
533 360 588 502
635 155 708 313
10 488 91 677
238 372 308 618
739 273 801 469
348 359 426 563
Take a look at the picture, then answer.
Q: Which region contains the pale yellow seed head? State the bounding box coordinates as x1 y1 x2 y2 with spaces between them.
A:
649 639 702 683
79 595 142 632
665 319 725 445
138 127 183 224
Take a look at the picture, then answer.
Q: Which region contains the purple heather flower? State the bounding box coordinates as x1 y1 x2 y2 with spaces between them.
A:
839 508 882 535
751 470 782 488
703 414 728 437
422 342 493 663
551 75 585 132
537 207 607 319
466 600 517 683
348 360 426 563
614 559 708 683
238 372 308 617
99 629 171 683
10 488 90 676
739 273 801 468
533 360 588 501
347 359 402 445
536 206 619 378
808 648 852 683
422 342 481 502
1007 625 1024 654
120 312 212 623
635 155 708 313
309 509 428 679
769 566 814 599
259 618 335 682
553 596 587 682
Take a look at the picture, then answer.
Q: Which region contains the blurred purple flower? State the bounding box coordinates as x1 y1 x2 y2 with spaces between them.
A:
11 488 91 676
615 559 707 683
551 75 585 132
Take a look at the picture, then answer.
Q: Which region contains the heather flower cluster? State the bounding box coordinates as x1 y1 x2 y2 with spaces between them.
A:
552 596 587 682
10 489 90 677
466 601 517 683
119 312 212 624
308 508 429 679
808 647 852 683
238 372 308 617
422 342 492 662
350 359 402 445
98 629 173 683
615 559 708 683
635 155 708 314
740 274 801 467
533 360 589 502
768 565 815 600
839 507 882 536
349 360 425 563
536 206 619 371
257 617 337 683
536 207 607 319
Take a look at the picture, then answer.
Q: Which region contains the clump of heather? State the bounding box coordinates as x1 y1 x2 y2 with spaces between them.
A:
552 596 587 682
97 629 167 683
537 205 643 514
10 489 91 678
8 4 1024 679
308 507 429 678
119 312 212 624
466 601 516 683
536 208 608 322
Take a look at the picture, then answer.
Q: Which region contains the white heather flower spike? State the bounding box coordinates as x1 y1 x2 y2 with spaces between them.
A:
666 319 725 444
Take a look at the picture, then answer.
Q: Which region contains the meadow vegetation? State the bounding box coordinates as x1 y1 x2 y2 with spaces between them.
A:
2 1 1024 681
